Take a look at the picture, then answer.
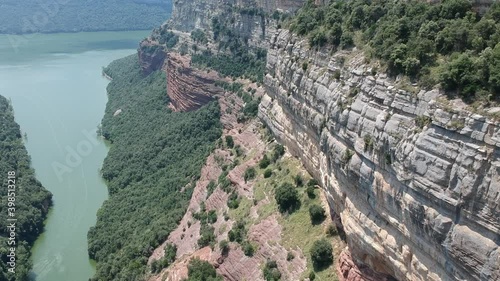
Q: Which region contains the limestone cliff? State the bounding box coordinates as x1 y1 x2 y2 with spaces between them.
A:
259 30 500 281
168 0 302 48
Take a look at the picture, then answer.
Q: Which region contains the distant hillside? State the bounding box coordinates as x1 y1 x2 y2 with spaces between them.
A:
0 0 172 34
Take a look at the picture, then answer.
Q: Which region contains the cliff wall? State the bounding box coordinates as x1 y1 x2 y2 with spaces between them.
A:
165 52 225 111
259 30 500 281
169 0 302 46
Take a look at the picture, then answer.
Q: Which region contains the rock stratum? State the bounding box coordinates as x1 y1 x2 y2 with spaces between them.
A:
165 52 224 112
259 30 500 281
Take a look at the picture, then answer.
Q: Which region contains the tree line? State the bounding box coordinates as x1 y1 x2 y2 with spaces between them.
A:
290 0 500 103
0 95 52 281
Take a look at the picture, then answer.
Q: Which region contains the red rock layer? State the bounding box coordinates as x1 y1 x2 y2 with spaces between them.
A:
337 248 396 281
165 53 224 112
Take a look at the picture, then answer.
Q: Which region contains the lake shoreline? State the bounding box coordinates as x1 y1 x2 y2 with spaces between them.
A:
0 30 149 281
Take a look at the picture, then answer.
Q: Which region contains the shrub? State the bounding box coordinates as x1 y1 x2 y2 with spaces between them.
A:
364 135 374 152
271 144 285 162
259 155 271 169
225 135 234 148
302 62 309 71
198 225 216 247
309 204 326 224
263 259 281 281
164 243 177 264
187 258 223 281
307 179 318 187
306 186 316 199
244 167 257 182
287 252 295 261
228 220 246 243
190 29 208 44
227 191 241 209
341 149 354 166
219 240 229 255
242 241 255 256
207 210 217 224
309 271 316 281
275 183 300 213
218 171 231 192
243 99 260 118
333 69 341 80
151 243 177 274
264 169 273 178
235 144 243 156
294 174 304 187
326 224 338 236
310 239 333 269
415 116 432 129
207 180 217 196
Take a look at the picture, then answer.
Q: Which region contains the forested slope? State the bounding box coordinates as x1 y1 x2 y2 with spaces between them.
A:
0 0 172 34
87 55 222 280
289 0 500 103
0 95 52 281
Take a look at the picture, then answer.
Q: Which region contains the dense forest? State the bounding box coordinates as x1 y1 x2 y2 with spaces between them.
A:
0 95 52 281
87 55 222 280
289 0 500 103
0 0 171 34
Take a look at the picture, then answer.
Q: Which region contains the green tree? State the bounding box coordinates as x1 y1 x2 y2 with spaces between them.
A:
310 239 333 269
259 155 271 169
439 52 481 98
244 167 257 182
309 204 326 224
186 258 223 281
263 260 281 281
225 135 234 148
275 183 300 213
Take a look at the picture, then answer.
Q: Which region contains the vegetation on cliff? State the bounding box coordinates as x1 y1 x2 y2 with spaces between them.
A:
0 0 172 34
87 55 222 280
290 0 500 102
190 15 268 83
186 258 223 281
0 95 52 281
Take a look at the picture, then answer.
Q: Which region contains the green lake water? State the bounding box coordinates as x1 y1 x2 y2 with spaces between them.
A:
0 30 149 281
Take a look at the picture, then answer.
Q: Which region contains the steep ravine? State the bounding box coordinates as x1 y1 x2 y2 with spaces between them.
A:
259 30 500 281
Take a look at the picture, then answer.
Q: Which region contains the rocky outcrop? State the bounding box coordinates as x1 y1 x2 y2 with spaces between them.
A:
138 38 166 75
338 249 396 281
165 52 224 111
168 0 302 48
259 30 500 281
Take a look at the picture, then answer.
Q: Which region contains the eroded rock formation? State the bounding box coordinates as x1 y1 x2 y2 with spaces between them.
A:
165 53 224 111
259 30 500 281
138 38 166 75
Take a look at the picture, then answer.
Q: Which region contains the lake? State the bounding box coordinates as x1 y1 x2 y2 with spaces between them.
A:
0 30 150 281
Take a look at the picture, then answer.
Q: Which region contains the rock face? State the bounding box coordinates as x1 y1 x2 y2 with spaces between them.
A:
165 52 224 111
168 0 302 49
138 38 166 75
259 30 500 281
337 249 396 281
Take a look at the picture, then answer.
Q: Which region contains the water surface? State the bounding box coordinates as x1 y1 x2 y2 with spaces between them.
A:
0 30 149 281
